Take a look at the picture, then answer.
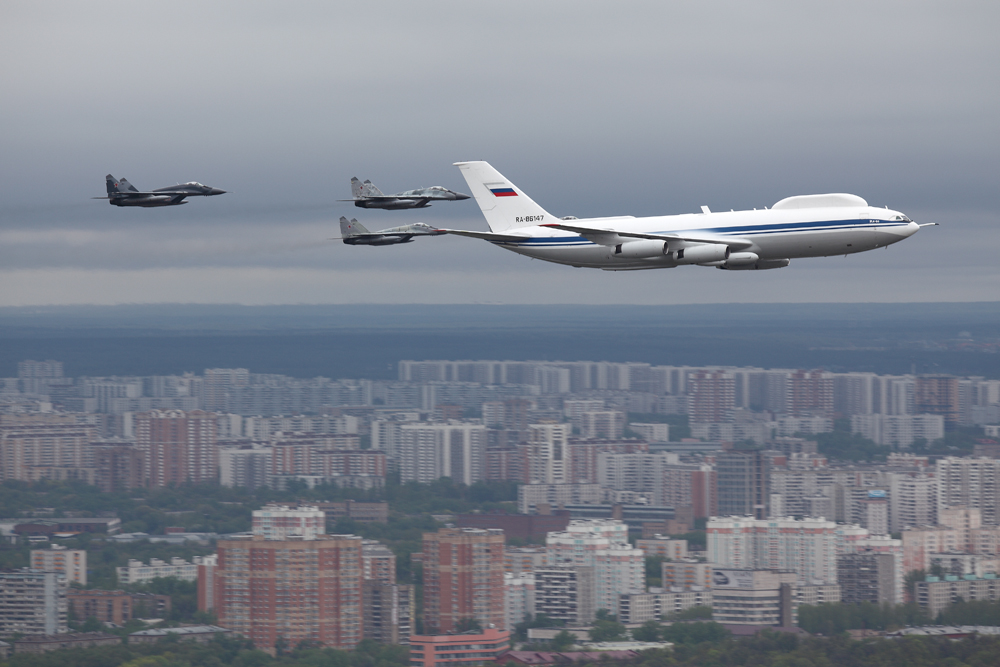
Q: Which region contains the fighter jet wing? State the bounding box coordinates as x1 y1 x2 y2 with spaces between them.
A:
540 223 754 249
434 228 531 243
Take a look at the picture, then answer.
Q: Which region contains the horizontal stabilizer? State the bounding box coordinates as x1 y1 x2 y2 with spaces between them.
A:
541 223 753 250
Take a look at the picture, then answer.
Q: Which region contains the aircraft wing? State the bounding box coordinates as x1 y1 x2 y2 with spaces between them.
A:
541 222 753 250
434 228 531 243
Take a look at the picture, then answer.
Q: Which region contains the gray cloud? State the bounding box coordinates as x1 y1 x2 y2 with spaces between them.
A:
0 1 997 305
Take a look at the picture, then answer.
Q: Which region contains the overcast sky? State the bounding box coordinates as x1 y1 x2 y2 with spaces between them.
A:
2 1 998 306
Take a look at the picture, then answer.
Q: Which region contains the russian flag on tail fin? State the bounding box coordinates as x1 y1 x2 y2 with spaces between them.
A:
486 183 518 197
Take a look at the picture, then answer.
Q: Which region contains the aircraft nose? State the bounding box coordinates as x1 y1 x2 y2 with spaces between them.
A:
455 192 471 200
210 188 227 196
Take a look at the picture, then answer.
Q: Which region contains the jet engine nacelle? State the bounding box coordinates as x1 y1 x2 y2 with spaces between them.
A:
723 252 759 268
613 240 668 258
674 244 729 265
717 257 790 270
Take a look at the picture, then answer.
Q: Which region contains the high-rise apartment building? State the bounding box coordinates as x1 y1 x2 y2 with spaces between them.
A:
31 545 86 586
0 420 97 482
936 457 1000 525
572 411 625 440
707 516 839 584
251 504 326 541
716 449 769 519
202 368 250 412
533 566 595 625
219 446 271 489
545 520 644 615
787 370 834 417
838 552 896 605
93 443 145 491
850 414 945 448
688 370 735 423
0 570 67 636
421 527 505 634
503 572 535 631
134 410 218 487
889 473 938 532
520 423 570 484
399 422 486 485
362 540 396 584
214 533 363 652
916 375 961 426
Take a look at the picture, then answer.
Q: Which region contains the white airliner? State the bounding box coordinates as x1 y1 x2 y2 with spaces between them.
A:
435 161 933 270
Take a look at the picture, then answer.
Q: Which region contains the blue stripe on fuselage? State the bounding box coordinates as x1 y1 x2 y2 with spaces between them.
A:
491 219 910 247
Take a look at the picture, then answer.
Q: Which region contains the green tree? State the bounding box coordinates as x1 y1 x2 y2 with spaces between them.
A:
589 619 627 642
645 555 665 588
664 606 713 622
549 630 576 651
632 620 663 642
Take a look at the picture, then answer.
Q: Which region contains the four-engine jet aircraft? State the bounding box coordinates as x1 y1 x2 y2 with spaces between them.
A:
96 174 227 207
432 161 934 271
336 216 444 245
341 177 470 209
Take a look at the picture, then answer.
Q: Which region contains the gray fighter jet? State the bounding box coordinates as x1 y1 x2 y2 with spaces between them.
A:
336 216 444 245
340 177 470 209
95 174 227 207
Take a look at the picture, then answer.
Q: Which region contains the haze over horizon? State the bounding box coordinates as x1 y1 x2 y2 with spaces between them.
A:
2 2 998 306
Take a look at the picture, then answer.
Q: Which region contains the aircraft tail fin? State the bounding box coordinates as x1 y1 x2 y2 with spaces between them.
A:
453 161 554 232
105 174 121 195
350 177 364 198
361 179 384 197
340 216 370 237
118 178 139 192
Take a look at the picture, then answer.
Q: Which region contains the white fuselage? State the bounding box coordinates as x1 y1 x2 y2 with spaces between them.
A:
488 206 918 270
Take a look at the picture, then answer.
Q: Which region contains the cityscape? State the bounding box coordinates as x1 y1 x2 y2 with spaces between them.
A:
0 355 998 661
5 2 1000 666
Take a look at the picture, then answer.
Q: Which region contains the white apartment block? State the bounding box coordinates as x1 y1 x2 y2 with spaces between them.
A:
573 411 625 440
30 545 86 586
504 572 535 631
618 588 713 624
518 483 603 514
252 504 326 540
708 516 839 584
545 520 644 614
775 416 833 437
398 421 486 485
0 570 67 635
629 423 670 443
636 536 688 561
936 457 1000 525
889 473 938 532
219 446 271 489
523 423 571 484
851 414 945 448
117 557 210 584
661 560 713 590
564 400 606 419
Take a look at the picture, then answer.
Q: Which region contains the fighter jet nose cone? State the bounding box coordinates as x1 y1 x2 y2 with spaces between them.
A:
212 189 227 195
456 193 471 200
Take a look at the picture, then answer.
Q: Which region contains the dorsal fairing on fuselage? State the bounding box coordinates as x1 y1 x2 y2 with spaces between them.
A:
772 193 868 209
